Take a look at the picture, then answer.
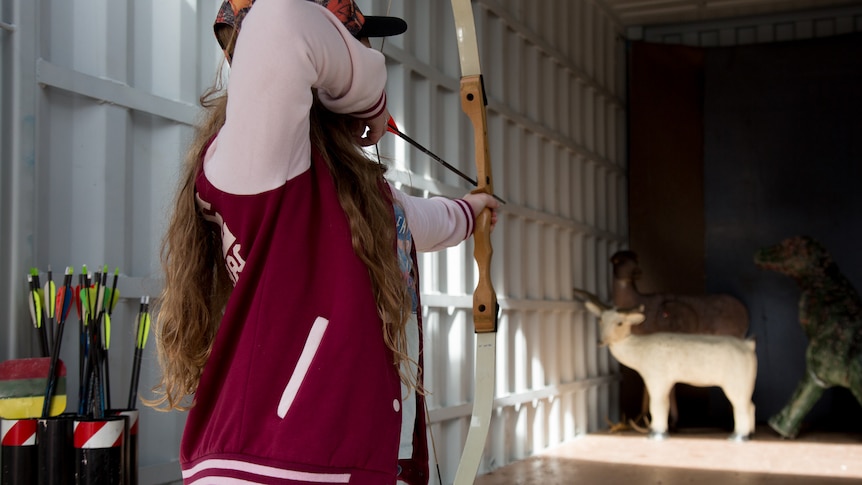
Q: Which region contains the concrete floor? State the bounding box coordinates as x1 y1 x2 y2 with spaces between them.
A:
475 426 862 484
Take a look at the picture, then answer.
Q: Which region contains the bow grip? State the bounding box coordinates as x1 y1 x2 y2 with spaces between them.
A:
460 74 497 334
472 207 497 334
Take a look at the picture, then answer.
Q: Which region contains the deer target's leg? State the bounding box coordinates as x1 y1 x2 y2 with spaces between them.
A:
645 381 673 440
727 394 754 442
769 370 825 439
726 371 757 441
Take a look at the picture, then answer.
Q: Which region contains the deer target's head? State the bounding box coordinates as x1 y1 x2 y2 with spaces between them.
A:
585 300 646 346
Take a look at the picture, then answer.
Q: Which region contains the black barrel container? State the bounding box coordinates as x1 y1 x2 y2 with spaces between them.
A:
37 413 76 485
73 415 126 484
1 418 38 485
109 409 139 485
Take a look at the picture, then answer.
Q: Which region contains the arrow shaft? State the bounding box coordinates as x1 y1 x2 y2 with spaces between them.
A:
389 125 505 204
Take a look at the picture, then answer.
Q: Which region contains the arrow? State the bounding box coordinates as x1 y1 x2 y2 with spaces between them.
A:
27 271 48 358
97 265 112 410
42 266 73 418
43 266 57 354
386 117 505 204
128 295 151 410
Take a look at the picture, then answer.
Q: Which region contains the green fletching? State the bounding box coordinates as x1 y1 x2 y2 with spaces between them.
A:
136 313 145 348
35 297 42 327
142 313 151 348
85 287 98 315
137 313 151 349
104 313 111 349
104 288 120 313
28 290 42 328
80 289 90 324
44 281 57 318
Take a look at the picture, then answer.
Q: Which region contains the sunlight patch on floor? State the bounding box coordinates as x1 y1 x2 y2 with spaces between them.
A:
543 430 862 479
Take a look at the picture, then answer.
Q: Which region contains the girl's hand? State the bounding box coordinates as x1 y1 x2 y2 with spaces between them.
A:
355 107 390 147
463 192 500 232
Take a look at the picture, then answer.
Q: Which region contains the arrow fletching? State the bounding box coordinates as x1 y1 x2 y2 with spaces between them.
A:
104 314 111 350
57 274 74 326
73 285 83 320
54 286 66 326
137 309 151 349
84 286 98 324
105 267 120 315
43 280 56 321
30 268 43 300
103 287 120 315
27 275 43 329
386 116 399 134
96 265 108 312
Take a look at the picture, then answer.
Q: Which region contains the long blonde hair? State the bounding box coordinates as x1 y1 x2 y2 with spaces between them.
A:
148 80 416 411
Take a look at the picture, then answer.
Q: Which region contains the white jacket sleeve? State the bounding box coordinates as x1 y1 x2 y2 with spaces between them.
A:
390 185 475 252
204 0 388 195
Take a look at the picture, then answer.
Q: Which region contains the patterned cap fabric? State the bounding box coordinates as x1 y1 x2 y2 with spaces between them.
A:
213 0 254 50
214 0 407 50
316 0 365 37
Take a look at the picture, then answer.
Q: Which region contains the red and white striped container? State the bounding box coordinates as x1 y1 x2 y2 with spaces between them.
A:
1 418 38 484
74 415 126 484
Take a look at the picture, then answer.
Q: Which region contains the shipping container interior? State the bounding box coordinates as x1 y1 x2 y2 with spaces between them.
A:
1 0 861 484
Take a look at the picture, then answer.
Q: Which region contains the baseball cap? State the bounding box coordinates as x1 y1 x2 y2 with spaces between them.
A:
214 0 407 51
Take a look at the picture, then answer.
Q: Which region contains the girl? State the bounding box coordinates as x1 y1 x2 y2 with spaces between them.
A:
151 1 498 483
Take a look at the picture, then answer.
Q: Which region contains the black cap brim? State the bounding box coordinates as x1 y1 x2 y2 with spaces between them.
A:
357 16 407 38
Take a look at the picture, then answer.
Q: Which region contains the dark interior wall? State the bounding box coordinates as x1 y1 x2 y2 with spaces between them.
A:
626 42 711 426
702 33 862 429
627 33 862 431
628 42 705 296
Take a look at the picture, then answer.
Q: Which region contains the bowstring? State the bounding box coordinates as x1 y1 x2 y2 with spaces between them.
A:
372 2 444 483
372 0 393 166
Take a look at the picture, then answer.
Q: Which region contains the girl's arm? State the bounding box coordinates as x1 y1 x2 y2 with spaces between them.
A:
391 186 499 252
204 0 388 194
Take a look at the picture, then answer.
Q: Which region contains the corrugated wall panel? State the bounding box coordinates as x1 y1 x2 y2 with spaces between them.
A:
377 0 626 481
634 4 862 46
2 0 219 482
1 0 625 483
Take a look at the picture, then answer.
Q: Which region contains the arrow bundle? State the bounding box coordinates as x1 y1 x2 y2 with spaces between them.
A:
2 266 154 485
77 265 113 417
1 266 153 421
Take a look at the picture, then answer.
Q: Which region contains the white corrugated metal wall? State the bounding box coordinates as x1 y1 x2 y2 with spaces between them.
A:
0 0 626 483
629 3 862 45
1 1 221 482
376 1 627 480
